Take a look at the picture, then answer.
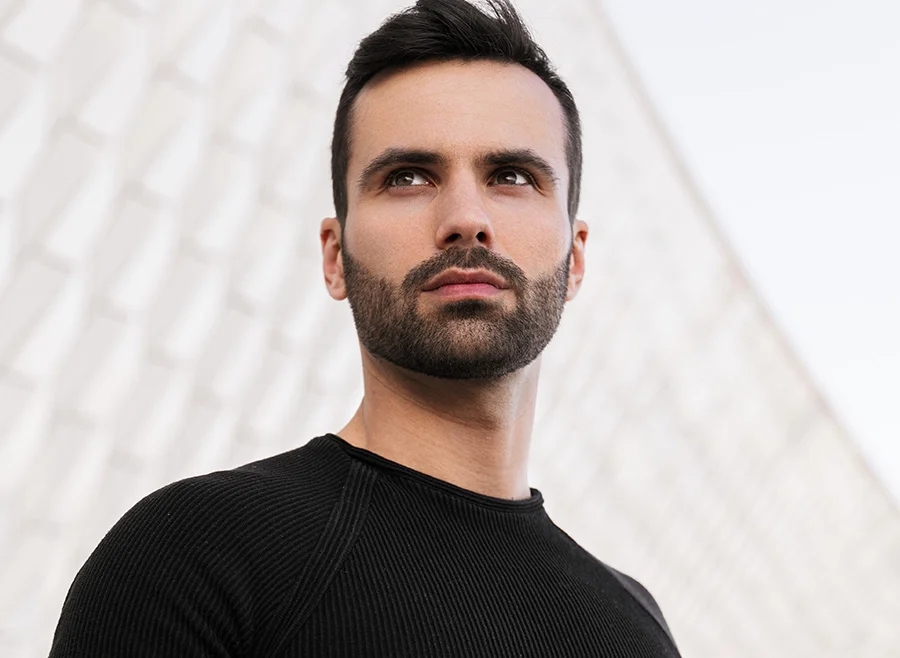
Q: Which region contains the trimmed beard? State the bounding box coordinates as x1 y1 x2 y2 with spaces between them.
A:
342 243 570 380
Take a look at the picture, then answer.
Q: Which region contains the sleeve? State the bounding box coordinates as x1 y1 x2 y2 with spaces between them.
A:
49 477 254 658
604 564 679 651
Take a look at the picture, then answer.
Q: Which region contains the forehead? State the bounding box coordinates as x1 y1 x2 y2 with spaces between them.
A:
348 59 568 173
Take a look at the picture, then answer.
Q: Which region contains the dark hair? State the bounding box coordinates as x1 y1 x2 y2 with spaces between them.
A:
331 0 582 225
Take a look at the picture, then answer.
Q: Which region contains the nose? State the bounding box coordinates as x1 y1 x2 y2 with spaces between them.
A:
433 176 495 249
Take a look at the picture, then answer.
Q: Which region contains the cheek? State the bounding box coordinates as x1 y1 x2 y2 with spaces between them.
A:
499 212 570 274
345 207 429 281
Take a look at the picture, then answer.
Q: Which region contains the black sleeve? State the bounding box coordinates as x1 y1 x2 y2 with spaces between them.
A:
49 477 253 658
603 564 679 651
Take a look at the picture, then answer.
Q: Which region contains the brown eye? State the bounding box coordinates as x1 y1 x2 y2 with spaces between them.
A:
388 170 430 187
492 169 531 186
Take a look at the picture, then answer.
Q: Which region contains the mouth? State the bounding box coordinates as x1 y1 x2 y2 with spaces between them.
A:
421 269 509 299
422 269 508 292
426 282 505 299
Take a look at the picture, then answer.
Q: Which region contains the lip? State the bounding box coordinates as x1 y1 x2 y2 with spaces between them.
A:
428 282 505 299
422 269 508 292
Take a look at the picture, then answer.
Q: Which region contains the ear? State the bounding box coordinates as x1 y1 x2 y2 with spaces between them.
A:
320 216 347 301
566 219 588 302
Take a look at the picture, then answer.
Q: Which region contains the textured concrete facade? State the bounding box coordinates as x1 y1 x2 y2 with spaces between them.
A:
0 1 897 656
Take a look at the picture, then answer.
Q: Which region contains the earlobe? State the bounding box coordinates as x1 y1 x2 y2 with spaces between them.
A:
320 217 348 301
566 219 589 302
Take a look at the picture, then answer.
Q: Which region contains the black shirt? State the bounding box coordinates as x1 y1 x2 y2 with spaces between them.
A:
51 434 680 657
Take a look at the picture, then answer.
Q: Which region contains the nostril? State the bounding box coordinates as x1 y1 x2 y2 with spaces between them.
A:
446 233 461 243
477 231 488 242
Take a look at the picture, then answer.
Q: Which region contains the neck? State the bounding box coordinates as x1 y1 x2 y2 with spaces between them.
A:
337 349 541 500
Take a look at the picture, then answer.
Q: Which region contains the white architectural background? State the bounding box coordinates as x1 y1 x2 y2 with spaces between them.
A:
604 0 900 504
0 1 897 657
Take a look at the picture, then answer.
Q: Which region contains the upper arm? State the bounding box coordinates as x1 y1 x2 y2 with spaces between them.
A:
50 478 252 658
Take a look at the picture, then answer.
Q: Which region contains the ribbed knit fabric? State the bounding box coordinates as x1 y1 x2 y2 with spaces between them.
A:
51 435 680 657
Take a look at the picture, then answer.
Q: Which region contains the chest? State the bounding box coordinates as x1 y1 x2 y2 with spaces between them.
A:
269 519 677 657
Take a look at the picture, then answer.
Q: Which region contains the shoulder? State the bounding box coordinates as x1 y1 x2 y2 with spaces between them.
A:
107 435 351 560
117 440 348 533
546 523 678 650
600 563 678 649
51 436 352 656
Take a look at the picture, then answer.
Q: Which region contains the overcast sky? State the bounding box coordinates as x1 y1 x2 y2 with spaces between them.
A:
602 0 900 500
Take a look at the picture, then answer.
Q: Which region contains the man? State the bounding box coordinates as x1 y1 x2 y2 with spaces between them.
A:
51 0 680 655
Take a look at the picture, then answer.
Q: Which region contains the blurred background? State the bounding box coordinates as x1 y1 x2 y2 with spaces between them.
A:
604 0 900 504
0 1 897 656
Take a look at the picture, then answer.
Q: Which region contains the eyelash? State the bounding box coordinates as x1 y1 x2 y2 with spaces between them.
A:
384 167 536 188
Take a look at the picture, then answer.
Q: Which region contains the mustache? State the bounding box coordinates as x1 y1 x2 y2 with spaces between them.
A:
401 246 528 294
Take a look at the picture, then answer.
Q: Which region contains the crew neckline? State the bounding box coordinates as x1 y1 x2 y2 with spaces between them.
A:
324 434 545 513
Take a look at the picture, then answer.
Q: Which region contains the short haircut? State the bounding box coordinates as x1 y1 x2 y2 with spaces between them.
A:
331 0 582 225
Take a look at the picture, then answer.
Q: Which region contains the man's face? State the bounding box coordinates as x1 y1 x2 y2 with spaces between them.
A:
325 59 585 380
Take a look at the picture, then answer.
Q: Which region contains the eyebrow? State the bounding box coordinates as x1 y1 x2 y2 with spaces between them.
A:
357 147 560 190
